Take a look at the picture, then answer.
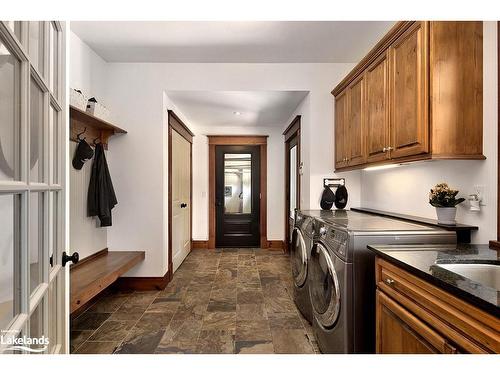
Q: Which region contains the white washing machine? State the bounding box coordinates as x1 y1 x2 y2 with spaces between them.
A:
308 211 456 353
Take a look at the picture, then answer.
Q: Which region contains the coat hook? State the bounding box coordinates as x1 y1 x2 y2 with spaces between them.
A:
76 127 87 141
93 136 101 145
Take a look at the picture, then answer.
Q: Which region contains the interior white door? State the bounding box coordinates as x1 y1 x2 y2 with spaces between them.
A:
171 129 191 272
0 21 67 354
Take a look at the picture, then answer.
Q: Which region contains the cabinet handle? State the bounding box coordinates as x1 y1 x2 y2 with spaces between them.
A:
382 147 387 152
386 146 394 151
385 278 395 286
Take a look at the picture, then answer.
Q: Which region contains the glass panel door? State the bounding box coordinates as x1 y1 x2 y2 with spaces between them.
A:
0 21 66 355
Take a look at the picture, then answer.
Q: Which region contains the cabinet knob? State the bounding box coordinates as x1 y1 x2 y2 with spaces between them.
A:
382 147 387 152
387 146 394 151
385 278 395 286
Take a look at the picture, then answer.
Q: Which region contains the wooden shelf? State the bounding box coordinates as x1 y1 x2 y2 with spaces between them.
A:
70 105 127 149
70 249 145 314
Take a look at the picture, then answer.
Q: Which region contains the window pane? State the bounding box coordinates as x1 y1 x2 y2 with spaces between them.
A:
50 106 58 184
28 21 44 75
29 192 44 295
49 22 58 97
224 153 251 214
47 281 57 353
0 39 21 182
30 78 44 183
0 194 20 330
4 21 21 40
29 302 45 353
49 192 57 269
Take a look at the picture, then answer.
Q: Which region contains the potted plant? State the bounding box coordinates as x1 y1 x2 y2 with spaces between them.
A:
429 183 465 225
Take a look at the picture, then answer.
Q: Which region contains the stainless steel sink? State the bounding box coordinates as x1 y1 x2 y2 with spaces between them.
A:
437 263 500 291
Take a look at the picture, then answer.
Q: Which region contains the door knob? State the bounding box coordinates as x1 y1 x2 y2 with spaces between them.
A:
180 203 187 208
62 251 79 267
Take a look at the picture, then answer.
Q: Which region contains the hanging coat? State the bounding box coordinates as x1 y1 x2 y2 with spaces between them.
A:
87 143 117 227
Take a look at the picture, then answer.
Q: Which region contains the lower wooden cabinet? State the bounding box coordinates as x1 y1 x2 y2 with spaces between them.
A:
377 290 458 353
375 257 500 354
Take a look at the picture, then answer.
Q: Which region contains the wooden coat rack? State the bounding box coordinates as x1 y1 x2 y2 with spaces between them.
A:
70 105 127 149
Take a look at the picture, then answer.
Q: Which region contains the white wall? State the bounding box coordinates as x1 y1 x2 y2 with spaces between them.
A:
359 22 498 244
99 63 355 277
69 32 110 259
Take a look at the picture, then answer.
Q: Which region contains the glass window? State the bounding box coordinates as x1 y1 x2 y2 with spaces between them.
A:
29 192 44 295
0 39 21 182
0 194 20 329
224 153 251 214
49 191 57 269
49 22 58 97
50 106 58 184
30 78 44 183
29 302 45 353
47 281 57 353
4 21 21 40
28 21 44 76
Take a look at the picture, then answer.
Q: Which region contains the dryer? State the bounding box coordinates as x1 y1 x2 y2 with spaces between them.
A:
308 211 456 353
289 210 316 323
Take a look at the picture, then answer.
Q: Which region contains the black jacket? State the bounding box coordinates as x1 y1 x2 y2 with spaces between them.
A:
87 143 117 227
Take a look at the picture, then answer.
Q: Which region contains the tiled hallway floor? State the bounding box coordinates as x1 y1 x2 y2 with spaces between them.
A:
71 248 319 354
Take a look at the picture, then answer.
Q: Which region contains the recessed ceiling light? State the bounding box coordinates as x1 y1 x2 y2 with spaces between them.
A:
233 111 242 116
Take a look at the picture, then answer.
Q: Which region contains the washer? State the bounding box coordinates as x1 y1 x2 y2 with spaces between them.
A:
289 210 316 323
308 211 456 353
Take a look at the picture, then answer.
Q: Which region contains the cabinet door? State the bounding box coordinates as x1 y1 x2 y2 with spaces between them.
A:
366 52 390 163
347 75 366 167
334 90 349 169
376 290 458 354
389 21 429 159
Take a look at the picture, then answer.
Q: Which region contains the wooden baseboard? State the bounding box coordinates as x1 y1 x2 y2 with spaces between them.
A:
192 240 209 249
114 269 172 291
267 240 284 251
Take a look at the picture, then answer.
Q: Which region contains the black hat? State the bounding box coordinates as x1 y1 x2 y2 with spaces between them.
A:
334 185 348 209
72 139 94 170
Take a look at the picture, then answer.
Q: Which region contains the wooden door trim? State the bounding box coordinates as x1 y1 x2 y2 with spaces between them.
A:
208 135 268 249
283 116 301 253
168 110 193 278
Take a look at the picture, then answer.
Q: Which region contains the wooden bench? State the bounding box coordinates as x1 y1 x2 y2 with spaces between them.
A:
70 249 145 314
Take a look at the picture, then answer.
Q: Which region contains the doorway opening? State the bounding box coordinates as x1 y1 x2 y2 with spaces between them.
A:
283 115 301 252
208 136 267 249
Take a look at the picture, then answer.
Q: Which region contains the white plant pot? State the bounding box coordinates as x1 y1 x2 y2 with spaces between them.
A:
435 207 457 225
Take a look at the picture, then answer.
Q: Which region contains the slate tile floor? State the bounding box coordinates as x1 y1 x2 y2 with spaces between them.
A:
71 248 319 354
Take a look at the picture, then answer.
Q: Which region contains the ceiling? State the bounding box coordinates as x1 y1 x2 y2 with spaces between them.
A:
71 21 395 63
166 91 308 128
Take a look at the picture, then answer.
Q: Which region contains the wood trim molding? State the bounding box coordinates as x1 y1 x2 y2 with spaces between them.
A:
208 135 268 249
168 110 194 143
332 21 414 96
267 240 284 251
283 115 301 141
192 240 208 249
208 135 268 145
115 269 172 291
168 111 193 278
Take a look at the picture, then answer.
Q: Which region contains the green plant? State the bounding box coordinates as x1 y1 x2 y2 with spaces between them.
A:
429 183 465 208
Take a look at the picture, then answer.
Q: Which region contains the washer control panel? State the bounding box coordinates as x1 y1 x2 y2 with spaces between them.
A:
322 225 348 258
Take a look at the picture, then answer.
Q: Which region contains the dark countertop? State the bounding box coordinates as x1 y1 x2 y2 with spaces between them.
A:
367 243 499 318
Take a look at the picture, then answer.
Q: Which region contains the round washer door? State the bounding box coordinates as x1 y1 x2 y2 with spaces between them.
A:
290 228 308 287
309 242 341 328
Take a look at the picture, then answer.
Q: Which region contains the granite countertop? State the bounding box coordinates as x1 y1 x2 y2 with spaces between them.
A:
367 243 499 317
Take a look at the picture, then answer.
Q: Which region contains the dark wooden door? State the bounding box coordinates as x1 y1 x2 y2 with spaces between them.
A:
216 145 260 247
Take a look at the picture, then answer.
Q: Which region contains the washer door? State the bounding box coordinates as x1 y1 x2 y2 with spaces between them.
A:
290 228 308 287
309 242 341 328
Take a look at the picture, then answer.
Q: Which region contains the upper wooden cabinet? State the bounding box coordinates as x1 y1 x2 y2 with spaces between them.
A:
334 89 349 169
389 21 429 159
332 21 484 172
